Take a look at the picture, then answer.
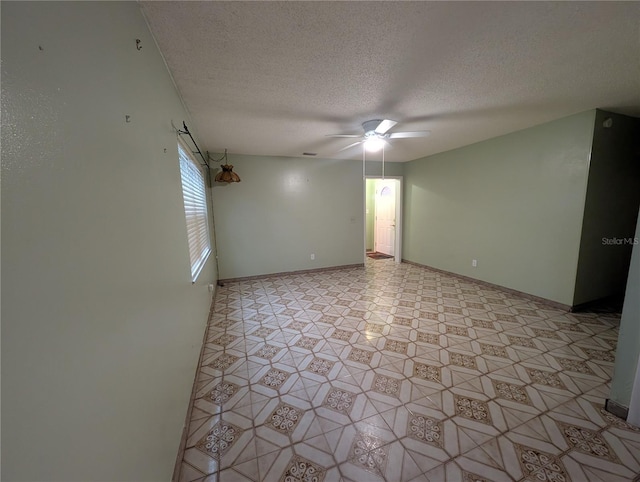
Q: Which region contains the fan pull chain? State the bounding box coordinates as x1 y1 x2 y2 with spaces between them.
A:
362 143 366 179
382 143 385 180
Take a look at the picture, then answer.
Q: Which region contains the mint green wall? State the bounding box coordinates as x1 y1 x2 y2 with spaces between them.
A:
610 208 640 409
2 3 216 480
365 160 405 178
403 111 596 305
366 179 376 251
573 110 640 306
212 154 363 279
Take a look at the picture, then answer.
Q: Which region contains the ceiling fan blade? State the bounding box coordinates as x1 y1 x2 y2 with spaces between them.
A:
374 119 397 135
338 141 363 152
326 134 361 138
388 131 431 139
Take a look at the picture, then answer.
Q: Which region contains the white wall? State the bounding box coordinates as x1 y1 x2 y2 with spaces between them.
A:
610 207 640 413
211 154 363 279
1 2 216 480
628 355 640 427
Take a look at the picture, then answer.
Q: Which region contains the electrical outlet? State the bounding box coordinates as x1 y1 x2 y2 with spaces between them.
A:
472 259 478 268
310 254 315 260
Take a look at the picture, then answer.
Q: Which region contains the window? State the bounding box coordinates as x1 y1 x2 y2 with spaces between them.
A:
178 140 211 282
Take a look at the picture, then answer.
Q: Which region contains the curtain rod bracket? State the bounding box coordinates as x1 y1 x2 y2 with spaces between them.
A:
175 121 209 168
174 121 237 182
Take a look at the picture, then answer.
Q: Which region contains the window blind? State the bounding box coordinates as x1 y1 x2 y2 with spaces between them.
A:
178 141 211 282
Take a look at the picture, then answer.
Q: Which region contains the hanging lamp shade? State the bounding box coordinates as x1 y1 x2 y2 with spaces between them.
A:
215 164 241 183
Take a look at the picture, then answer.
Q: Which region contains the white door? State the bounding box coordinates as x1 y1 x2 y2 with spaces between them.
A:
375 180 396 256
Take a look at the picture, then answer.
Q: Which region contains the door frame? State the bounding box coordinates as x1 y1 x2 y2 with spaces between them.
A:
365 176 403 264
373 179 397 257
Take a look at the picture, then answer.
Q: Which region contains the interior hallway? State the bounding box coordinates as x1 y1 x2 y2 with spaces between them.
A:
177 259 639 481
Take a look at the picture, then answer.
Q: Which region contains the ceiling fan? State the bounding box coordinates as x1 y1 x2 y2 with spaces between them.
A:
327 119 431 153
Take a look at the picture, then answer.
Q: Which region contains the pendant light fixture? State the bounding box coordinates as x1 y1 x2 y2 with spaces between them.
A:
214 164 241 183
208 149 241 183
175 122 241 183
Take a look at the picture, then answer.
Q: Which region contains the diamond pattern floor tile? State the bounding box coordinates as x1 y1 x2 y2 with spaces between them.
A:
177 259 634 481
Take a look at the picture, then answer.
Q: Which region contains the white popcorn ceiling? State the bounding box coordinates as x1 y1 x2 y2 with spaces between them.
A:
140 1 640 162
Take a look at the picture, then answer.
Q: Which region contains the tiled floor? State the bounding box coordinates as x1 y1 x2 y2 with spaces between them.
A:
177 259 640 482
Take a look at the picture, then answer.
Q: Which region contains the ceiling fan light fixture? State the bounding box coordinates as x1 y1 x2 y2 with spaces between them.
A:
327 118 430 155
364 135 385 152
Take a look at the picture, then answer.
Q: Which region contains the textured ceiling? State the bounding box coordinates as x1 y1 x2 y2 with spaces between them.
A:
140 1 640 162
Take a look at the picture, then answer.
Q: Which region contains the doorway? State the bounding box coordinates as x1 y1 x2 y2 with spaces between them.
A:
365 177 402 263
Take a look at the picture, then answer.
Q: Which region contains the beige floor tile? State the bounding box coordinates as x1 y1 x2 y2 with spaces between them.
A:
178 259 635 482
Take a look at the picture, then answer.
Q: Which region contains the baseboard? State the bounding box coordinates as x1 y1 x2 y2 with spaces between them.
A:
401 259 572 311
218 263 365 285
570 300 596 313
605 398 629 421
570 294 625 313
172 299 217 481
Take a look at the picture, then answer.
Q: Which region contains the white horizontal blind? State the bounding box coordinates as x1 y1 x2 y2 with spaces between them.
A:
178 141 211 282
